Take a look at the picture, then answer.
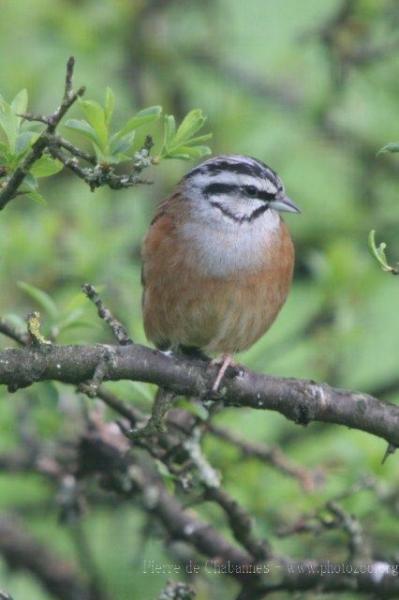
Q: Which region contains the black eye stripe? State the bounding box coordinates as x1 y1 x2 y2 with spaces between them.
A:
243 185 276 200
258 190 276 201
204 182 237 196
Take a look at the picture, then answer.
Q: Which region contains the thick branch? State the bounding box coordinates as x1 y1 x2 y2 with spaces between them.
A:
1 343 399 446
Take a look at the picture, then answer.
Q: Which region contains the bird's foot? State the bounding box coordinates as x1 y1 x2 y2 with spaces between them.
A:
211 353 237 392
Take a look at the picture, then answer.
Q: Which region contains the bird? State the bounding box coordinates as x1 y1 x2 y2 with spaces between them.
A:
141 154 300 391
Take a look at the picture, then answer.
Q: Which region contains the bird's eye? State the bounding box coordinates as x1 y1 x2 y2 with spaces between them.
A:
245 185 257 197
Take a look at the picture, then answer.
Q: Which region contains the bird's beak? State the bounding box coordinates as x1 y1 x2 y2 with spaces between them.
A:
273 193 301 214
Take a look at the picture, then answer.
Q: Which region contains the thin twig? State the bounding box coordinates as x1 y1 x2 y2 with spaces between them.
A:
207 423 322 491
326 500 369 562
0 319 29 345
82 283 132 345
47 135 97 164
49 144 153 192
130 388 176 438
205 485 271 561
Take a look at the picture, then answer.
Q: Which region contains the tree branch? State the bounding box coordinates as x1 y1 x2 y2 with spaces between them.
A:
80 411 399 599
0 319 29 345
0 57 85 211
1 342 399 447
82 283 133 345
0 514 96 600
207 423 322 490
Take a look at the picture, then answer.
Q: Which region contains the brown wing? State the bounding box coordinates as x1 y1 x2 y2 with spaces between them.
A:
141 193 181 349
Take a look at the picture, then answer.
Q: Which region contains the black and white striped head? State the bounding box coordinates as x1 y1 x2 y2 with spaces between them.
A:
182 155 300 224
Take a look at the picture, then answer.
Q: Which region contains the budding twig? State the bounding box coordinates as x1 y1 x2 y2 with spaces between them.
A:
82 283 132 345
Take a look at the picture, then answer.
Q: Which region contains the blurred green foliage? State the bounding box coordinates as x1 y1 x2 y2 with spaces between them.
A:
1 0 399 599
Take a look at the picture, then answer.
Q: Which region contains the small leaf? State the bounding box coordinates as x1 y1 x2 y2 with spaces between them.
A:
104 87 115 125
56 308 85 332
377 142 399 155
27 189 47 205
368 230 399 274
110 132 135 156
163 114 176 147
58 319 96 333
15 130 38 157
0 98 18 150
19 173 42 198
64 119 100 145
164 145 211 160
31 155 63 177
23 172 39 189
11 89 28 119
17 281 59 319
0 140 9 154
183 133 213 146
115 105 162 139
173 109 206 145
78 99 108 151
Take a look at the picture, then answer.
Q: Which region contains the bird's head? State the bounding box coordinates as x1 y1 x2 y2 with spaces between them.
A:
181 154 300 225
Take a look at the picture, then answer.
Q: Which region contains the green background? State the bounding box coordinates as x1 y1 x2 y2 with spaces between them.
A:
1 1 399 598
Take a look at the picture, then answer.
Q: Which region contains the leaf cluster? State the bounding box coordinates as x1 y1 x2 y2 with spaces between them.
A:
0 87 212 205
0 91 62 203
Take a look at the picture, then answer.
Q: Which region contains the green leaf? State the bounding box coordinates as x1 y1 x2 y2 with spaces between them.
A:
110 132 135 156
56 308 86 332
368 230 399 274
18 281 59 319
104 87 115 125
27 189 47 205
15 130 37 157
23 172 39 189
173 109 207 145
0 98 18 151
164 145 211 160
183 133 213 146
160 110 211 160
31 155 63 177
0 142 13 166
115 105 162 139
163 114 176 147
58 319 95 333
377 142 399 155
0 90 28 153
78 99 108 151
19 173 43 200
64 119 100 145
11 89 28 119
